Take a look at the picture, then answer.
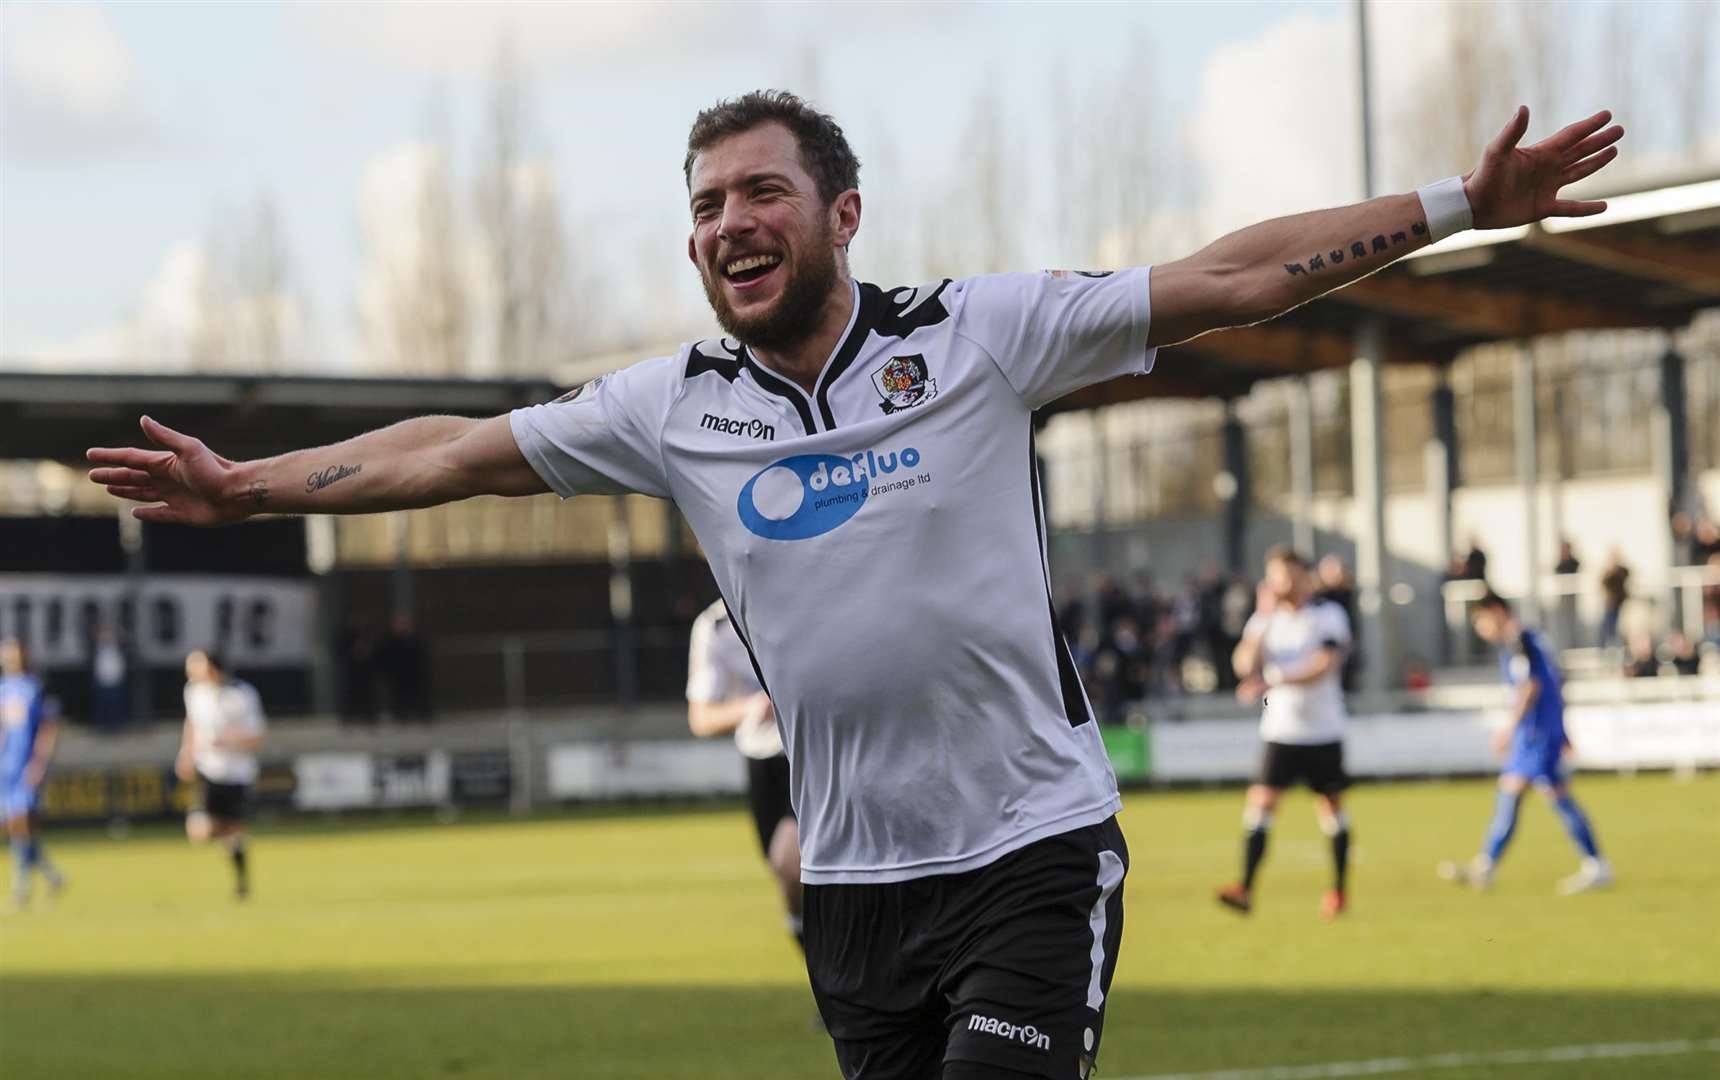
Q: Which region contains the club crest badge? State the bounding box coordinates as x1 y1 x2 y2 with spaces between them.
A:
871 354 937 414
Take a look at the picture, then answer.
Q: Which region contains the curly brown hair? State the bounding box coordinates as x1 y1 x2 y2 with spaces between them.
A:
684 90 861 206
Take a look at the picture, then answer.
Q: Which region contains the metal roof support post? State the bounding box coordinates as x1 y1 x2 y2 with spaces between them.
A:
388 511 415 622
1655 338 1690 525
608 497 639 713
1426 372 1457 662
1654 337 1691 637
1350 318 1397 693
1287 377 1316 558
1088 412 1110 615
1513 341 1543 628
1221 400 1250 574
117 506 155 727
304 515 340 719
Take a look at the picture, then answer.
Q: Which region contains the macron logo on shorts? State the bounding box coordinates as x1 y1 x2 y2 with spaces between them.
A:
968 1014 1051 1051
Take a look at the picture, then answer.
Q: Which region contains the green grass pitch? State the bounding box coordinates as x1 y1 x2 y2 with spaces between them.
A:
2 774 1716 1079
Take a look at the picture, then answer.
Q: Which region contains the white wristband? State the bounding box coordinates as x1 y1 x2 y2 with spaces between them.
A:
1415 176 1473 243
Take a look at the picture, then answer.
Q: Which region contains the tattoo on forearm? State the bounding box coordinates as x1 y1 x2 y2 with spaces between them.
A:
246 480 269 508
1283 220 1428 277
306 463 363 494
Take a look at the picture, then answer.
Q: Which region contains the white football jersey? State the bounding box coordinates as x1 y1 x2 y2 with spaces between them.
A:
512 269 1156 884
1246 600 1352 746
185 679 266 784
686 599 782 761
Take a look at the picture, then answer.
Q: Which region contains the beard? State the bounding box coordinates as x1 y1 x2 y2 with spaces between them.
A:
701 222 841 353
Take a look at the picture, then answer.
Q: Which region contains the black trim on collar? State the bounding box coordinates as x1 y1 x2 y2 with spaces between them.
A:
741 351 818 436
816 280 953 430
815 283 885 430
686 339 744 382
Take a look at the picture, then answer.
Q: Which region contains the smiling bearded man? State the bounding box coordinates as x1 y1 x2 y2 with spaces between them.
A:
87 89 1624 1080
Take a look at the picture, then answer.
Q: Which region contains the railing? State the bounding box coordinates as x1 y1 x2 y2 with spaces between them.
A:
1442 565 1719 665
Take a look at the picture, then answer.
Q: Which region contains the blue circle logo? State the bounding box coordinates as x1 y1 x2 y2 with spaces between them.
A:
737 454 870 540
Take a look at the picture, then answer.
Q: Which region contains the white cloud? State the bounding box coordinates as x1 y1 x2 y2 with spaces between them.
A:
23 239 315 373
1 2 169 161
289 1 724 76
2 3 131 113
1183 12 1365 236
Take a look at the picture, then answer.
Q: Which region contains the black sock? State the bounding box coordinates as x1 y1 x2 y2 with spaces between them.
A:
1331 828 1350 892
1242 827 1269 891
229 842 248 893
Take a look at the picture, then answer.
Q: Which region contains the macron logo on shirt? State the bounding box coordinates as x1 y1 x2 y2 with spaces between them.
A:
701 412 776 441
968 1014 1051 1051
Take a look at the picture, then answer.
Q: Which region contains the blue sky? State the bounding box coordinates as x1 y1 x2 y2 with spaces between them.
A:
3 0 1714 371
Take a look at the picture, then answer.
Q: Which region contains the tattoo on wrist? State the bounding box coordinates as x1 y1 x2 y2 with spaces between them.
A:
245 480 269 509
306 463 363 493
1282 221 1428 277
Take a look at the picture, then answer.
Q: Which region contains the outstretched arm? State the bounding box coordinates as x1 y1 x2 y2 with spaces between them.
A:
1147 107 1622 347
87 412 547 525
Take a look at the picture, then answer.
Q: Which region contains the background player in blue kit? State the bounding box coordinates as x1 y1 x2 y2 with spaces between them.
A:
2 637 67 912
1440 592 1613 895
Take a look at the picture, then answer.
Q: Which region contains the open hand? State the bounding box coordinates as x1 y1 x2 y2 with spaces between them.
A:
87 416 252 526
1464 107 1623 229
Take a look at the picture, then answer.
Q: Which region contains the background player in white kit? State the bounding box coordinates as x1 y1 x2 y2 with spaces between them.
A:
87 89 1621 1078
176 649 266 900
1220 547 1355 920
684 599 802 951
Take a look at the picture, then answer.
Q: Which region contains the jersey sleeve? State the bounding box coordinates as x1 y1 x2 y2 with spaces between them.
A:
508 354 682 499
685 612 725 704
1319 602 1352 650
235 684 267 735
946 268 1156 410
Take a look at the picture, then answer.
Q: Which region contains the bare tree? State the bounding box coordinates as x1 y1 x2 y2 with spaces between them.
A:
1050 38 1180 269
187 192 305 372
1671 0 1716 157
1513 0 1570 135
474 37 570 374
1406 0 1519 179
357 84 471 376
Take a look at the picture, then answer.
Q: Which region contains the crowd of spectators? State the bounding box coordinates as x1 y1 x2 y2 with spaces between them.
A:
1058 555 1364 723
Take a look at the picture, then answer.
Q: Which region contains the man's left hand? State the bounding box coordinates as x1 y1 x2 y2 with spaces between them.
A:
1464 107 1623 230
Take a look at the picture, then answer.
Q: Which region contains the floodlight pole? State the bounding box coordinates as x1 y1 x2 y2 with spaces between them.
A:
1350 0 1398 692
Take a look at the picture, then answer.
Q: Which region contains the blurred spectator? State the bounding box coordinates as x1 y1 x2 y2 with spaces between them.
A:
1315 555 1361 692
1598 549 1630 649
1459 536 1489 581
1665 631 1701 677
1097 575 1134 634
375 614 431 723
1171 575 1200 674
88 623 130 733
1552 539 1580 576
1695 518 1720 565
1703 552 1720 646
1623 633 1658 678
1670 511 1696 565
338 617 379 725
1091 616 1148 724
1403 655 1433 692
1056 585 1085 646
1196 564 1235 691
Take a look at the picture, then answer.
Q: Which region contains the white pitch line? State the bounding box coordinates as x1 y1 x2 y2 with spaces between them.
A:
1116 1037 1720 1080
